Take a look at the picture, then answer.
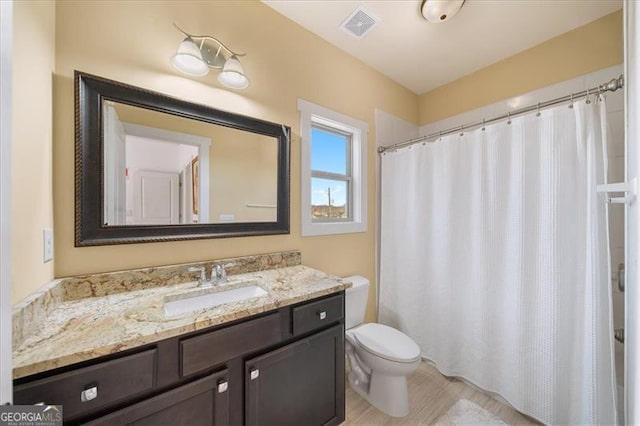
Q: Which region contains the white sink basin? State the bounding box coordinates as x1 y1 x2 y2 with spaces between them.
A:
164 283 268 317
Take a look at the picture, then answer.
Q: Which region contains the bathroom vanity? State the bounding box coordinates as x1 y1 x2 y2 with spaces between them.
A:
12 252 349 425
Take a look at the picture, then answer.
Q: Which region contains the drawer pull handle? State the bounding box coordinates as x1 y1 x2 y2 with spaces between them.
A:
319 311 327 320
217 380 228 393
81 386 98 402
250 368 260 380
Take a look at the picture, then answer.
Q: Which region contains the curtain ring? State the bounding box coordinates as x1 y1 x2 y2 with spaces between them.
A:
459 124 464 137
586 88 591 104
481 118 486 131
507 112 511 125
536 102 541 117
569 93 574 108
439 130 443 141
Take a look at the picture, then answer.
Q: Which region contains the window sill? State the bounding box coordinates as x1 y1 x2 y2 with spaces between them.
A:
302 220 366 236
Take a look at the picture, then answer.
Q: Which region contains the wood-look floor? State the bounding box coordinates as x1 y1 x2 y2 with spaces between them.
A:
345 361 540 425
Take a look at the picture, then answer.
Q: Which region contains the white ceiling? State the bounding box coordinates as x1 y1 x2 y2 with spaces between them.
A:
263 1 622 95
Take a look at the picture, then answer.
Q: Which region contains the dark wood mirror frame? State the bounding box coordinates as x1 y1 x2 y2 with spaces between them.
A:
75 71 290 246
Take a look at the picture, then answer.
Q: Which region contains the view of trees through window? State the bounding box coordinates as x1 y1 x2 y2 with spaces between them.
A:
310 126 351 220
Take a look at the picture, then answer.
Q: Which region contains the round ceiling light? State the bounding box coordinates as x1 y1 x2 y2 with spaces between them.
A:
420 0 465 23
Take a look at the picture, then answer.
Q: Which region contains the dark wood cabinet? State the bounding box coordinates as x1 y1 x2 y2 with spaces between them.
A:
245 324 345 426
13 349 158 421
180 312 283 378
14 292 345 426
292 294 344 336
85 370 229 426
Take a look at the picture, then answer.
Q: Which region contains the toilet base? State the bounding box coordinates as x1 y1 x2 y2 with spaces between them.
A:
348 370 410 417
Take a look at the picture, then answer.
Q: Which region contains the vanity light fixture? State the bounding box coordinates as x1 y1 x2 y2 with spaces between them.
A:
420 0 465 23
171 23 250 89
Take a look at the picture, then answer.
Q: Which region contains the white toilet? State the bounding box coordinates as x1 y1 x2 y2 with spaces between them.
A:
344 275 421 417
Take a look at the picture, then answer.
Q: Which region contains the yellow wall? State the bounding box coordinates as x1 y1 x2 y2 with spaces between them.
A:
47 0 418 322
11 1 55 303
418 10 623 125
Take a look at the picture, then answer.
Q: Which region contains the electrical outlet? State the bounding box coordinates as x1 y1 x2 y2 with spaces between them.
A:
43 228 53 263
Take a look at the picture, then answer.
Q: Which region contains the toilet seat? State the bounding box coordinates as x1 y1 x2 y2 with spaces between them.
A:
352 323 421 363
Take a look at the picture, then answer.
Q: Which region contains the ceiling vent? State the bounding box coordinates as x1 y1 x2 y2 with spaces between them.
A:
340 6 380 39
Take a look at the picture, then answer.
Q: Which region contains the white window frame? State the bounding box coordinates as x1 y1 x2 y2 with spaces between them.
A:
298 99 368 236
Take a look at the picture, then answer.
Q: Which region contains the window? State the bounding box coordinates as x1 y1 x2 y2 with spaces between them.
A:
298 99 368 236
311 125 351 221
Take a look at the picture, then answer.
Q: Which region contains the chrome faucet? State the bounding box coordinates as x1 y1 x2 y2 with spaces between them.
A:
188 262 236 287
212 262 235 284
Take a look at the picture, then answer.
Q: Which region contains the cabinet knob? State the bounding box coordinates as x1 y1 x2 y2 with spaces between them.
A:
217 380 228 393
250 368 260 380
319 311 327 320
81 385 98 402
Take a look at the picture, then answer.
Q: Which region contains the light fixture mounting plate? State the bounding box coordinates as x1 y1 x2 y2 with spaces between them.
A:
200 42 227 69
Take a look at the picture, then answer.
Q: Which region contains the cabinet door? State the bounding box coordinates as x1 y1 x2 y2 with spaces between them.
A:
85 370 229 426
245 324 344 426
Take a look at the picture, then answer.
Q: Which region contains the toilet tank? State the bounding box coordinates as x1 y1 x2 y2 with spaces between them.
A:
344 275 370 329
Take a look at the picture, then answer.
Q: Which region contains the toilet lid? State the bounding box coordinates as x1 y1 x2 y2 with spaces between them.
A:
353 323 421 363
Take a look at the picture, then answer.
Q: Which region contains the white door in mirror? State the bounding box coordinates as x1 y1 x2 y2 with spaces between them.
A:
133 171 179 225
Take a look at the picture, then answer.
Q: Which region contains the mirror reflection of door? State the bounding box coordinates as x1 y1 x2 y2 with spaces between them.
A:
124 133 202 225
103 101 213 226
133 170 179 225
180 161 195 224
102 101 279 226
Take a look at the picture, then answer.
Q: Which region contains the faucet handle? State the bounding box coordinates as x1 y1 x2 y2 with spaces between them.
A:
212 262 236 283
188 266 207 283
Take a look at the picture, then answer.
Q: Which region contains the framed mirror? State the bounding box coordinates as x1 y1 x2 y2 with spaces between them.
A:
75 71 290 246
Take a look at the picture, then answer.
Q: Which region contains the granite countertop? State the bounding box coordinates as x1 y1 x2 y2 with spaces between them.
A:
13 265 351 379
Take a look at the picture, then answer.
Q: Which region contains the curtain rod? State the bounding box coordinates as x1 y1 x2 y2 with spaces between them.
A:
378 75 624 154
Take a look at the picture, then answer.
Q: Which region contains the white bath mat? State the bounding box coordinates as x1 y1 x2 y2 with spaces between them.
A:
434 399 508 425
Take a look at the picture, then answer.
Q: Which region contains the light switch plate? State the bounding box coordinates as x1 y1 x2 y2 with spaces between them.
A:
43 228 53 263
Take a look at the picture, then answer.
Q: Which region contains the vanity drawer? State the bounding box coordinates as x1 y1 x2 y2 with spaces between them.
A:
13 349 157 421
292 293 344 336
85 370 229 426
181 312 283 377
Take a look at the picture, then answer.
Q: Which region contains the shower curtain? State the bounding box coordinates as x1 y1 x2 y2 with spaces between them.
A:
379 99 617 425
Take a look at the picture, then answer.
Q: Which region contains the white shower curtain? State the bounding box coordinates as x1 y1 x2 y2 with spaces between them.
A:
380 99 617 425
